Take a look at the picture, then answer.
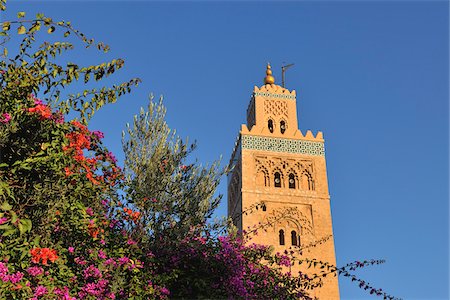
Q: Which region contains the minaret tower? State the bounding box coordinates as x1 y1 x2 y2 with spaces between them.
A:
228 64 340 299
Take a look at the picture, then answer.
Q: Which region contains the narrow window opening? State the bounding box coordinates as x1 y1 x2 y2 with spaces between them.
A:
288 173 296 189
280 121 286 134
279 230 285 245
274 172 281 188
262 204 267 211
308 177 314 191
268 119 274 133
291 230 298 246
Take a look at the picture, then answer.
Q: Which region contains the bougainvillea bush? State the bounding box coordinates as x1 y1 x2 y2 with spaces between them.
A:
0 3 399 300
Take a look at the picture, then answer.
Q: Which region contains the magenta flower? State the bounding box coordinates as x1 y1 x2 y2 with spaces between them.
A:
83 265 102 279
106 151 117 163
27 266 44 277
68 247 75 253
159 287 170 296
118 256 130 265
103 258 116 267
0 262 9 282
0 113 11 124
74 257 87 265
85 207 94 216
8 271 23 284
34 285 48 297
98 250 107 259
127 239 137 245
0 217 7 225
92 130 104 140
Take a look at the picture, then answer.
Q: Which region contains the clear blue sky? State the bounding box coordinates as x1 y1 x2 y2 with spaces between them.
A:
4 1 449 299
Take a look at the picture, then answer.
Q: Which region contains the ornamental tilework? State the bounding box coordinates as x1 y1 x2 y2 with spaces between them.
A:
241 135 325 156
253 92 296 99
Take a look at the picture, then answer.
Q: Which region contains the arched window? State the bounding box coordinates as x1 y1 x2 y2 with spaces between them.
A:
279 230 285 245
288 173 296 189
280 120 286 134
291 230 298 246
262 204 267 211
268 119 274 133
256 169 268 187
274 172 281 188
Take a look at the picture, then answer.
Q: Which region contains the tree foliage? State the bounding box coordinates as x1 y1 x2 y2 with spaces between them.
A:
122 97 225 241
0 2 400 300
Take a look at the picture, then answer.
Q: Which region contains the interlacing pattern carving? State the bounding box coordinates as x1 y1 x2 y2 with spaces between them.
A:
242 135 325 156
255 156 315 190
264 100 288 117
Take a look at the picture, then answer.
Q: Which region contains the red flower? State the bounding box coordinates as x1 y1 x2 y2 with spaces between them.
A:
64 167 73 177
28 104 52 119
30 248 58 265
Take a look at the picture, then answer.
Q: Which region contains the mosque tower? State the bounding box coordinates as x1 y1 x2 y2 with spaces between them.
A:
227 64 340 299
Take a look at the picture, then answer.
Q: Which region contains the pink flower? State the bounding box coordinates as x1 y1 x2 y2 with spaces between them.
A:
85 207 94 216
68 247 74 253
54 287 76 300
92 130 104 140
83 265 102 279
27 266 43 277
106 151 117 163
0 262 9 282
34 285 48 297
103 258 116 267
0 217 7 225
0 113 11 124
8 271 23 284
51 111 64 124
74 257 87 265
118 257 130 265
159 287 170 296
98 250 107 259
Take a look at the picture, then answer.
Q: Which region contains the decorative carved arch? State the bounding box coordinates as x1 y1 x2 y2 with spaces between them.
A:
301 170 314 191
256 165 270 187
286 168 298 189
279 118 287 134
272 168 284 188
267 117 274 133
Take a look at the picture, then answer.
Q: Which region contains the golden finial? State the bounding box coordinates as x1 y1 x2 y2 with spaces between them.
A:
264 63 275 84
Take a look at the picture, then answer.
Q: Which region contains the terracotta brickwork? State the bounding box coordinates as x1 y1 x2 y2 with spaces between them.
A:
228 78 340 299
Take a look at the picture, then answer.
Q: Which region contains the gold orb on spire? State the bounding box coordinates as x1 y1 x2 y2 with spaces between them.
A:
264 63 275 85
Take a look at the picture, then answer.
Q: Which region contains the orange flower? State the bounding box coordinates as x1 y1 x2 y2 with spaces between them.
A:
64 167 73 177
28 104 52 119
88 223 99 238
30 248 58 265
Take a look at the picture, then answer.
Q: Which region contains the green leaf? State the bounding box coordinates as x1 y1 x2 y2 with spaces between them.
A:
17 25 26 34
2 21 10 31
2 228 16 237
10 211 17 224
0 202 12 211
32 235 41 246
17 11 25 19
18 219 32 235
0 224 12 230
